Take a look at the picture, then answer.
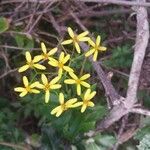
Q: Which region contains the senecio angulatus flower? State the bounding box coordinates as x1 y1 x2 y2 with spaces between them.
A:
85 35 107 61
51 93 78 117
34 42 57 61
14 76 40 97
15 27 106 118
48 52 74 77
73 89 96 113
37 74 61 103
64 72 90 95
61 27 89 54
18 51 46 72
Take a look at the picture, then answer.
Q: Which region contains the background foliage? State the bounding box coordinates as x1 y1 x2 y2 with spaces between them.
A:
0 1 150 150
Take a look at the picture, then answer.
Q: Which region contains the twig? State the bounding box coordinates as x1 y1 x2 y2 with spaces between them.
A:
0 45 41 51
27 1 55 33
0 0 59 5
79 0 150 7
0 68 18 79
0 142 28 150
113 115 129 150
130 107 150 116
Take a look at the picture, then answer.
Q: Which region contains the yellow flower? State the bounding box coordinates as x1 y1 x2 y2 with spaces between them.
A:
14 76 40 97
85 35 107 61
37 74 61 103
51 92 78 117
64 72 90 95
61 27 89 54
34 42 57 61
48 52 74 77
72 89 96 113
18 51 46 72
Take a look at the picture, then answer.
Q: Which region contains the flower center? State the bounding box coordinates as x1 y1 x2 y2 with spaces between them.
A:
73 35 78 43
26 86 31 92
95 45 99 50
43 53 49 60
27 61 34 67
58 62 64 68
61 104 66 110
45 84 50 90
76 79 81 84
83 100 89 105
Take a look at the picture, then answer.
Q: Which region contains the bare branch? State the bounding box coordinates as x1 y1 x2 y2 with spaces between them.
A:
78 0 150 7
96 0 149 130
130 108 150 116
125 1 149 108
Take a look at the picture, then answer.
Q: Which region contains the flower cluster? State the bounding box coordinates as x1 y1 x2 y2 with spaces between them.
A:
15 27 107 117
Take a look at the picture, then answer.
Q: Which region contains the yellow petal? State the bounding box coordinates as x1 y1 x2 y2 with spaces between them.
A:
69 72 78 80
64 79 76 84
48 58 58 67
88 101 95 107
56 109 63 117
96 35 101 46
68 27 74 38
81 104 87 113
48 47 57 56
59 52 64 61
30 81 40 88
50 84 61 89
78 37 89 42
18 65 29 72
78 31 89 38
23 76 29 87
71 102 83 107
30 89 40 93
88 38 95 47
63 66 74 73
99 46 107 51
41 42 47 54
80 74 90 80
45 90 50 103
33 64 46 70
85 49 95 57
74 42 81 53
59 93 64 104
62 54 70 64
61 39 73 45
51 106 61 115
50 76 60 84
25 51 32 62
84 89 91 100
19 91 28 97
41 74 48 85
58 68 63 77
93 50 98 61
14 87 25 92
77 84 81 95
65 98 77 107
88 91 96 100
33 55 43 62
81 81 90 88
36 83 45 89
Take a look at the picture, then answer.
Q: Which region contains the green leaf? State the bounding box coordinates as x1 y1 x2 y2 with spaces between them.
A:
94 133 116 148
137 134 150 150
0 17 9 33
134 126 150 141
85 139 105 150
104 45 133 68
14 34 34 48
